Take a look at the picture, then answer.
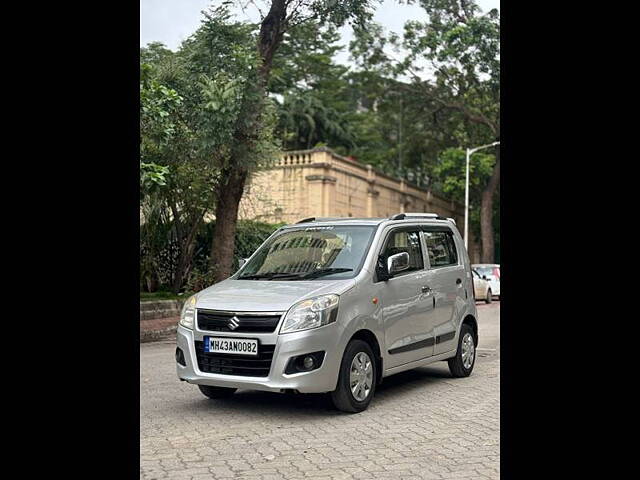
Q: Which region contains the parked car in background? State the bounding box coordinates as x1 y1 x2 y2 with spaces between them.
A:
472 264 500 299
472 269 493 303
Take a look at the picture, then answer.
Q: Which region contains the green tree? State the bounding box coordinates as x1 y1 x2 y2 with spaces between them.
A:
140 9 276 292
270 22 356 151
349 1 499 260
399 0 500 261
140 65 185 291
431 147 494 244
344 23 463 181
277 92 355 150
140 63 182 190
208 0 376 283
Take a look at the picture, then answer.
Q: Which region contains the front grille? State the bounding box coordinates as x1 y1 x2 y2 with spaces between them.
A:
194 341 275 377
197 310 282 333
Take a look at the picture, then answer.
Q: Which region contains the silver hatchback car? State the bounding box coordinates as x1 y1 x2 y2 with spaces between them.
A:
176 213 479 412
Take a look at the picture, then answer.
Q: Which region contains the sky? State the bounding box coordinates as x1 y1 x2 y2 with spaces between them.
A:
141 0 500 68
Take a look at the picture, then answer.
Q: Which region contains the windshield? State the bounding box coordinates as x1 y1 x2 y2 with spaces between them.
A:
237 225 376 281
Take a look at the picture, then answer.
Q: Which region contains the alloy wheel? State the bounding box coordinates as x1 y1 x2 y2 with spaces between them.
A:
461 333 475 369
349 351 373 401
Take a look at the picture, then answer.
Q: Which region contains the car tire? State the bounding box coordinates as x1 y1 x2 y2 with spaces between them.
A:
330 339 376 413
485 289 492 303
197 385 237 399
448 324 476 378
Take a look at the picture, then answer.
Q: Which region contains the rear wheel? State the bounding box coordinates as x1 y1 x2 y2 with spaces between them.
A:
485 289 492 303
197 385 237 399
330 339 376 413
448 324 476 377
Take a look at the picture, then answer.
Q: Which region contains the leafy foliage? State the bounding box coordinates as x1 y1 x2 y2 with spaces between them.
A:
186 220 284 292
140 162 169 198
140 6 281 292
141 219 283 293
348 0 501 259
431 147 494 240
400 0 500 141
140 0 501 290
278 92 355 150
432 148 494 204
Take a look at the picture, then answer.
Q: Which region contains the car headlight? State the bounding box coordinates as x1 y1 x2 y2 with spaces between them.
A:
179 295 197 329
280 294 339 334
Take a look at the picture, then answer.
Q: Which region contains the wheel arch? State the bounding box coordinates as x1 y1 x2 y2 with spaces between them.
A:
461 314 479 347
349 329 384 386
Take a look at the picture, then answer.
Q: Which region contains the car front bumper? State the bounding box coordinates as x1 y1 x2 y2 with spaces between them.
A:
176 324 343 394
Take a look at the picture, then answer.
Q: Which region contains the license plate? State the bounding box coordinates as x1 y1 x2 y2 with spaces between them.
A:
204 336 258 356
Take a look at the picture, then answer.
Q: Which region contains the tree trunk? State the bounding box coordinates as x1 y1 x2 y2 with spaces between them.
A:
144 273 158 293
209 167 249 283
480 147 500 263
256 0 287 83
172 214 204 293
208 0 287 283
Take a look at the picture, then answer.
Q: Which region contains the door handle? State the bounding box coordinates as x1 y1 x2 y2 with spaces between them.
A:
422 286 432 294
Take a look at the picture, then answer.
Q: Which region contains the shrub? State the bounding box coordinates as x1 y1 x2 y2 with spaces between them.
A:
192 220 283 272
141 219 283 293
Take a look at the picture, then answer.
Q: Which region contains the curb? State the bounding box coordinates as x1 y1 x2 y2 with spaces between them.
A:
140 316 179 343
140 300 184 321
140 325 177 343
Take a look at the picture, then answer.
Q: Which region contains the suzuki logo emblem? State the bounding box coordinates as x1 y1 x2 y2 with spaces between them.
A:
228 316 240 330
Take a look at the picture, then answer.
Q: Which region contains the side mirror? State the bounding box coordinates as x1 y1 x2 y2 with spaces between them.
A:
387 252 410 276
482 275 488 280
238 258 248 269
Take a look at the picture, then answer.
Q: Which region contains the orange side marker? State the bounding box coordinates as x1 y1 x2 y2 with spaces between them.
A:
372 297 378 305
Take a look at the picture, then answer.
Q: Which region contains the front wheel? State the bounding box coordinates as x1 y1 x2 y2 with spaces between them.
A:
448 324 476 377
330 339 376 413
485 289 492 303
197 384 237 399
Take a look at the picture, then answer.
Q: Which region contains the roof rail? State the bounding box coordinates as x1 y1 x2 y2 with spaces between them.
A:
389 213 458 224
296 217 353 224
389 213 440 221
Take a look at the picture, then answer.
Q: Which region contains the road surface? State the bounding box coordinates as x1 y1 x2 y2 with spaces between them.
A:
141 302 500 479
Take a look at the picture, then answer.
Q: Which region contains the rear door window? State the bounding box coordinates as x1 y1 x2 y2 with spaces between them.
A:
423 230 459 268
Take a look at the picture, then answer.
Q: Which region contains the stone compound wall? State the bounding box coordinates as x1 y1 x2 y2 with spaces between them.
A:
239 147 481 262
140 300 184 321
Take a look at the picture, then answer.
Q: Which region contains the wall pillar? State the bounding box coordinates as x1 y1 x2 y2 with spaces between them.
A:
366 165 378 217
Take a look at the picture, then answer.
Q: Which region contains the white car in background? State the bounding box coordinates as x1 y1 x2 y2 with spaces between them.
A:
472 264 500 298
472 269 493 303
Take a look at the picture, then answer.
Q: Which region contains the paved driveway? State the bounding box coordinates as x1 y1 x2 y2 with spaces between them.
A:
141 303 500 479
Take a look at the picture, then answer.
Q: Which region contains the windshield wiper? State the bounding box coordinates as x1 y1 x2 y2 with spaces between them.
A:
299 268 354 279
238 272 305 280
239 268 354 281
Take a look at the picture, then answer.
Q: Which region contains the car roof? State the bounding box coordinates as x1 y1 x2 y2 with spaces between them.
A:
282 213 458 229
281 219 455 229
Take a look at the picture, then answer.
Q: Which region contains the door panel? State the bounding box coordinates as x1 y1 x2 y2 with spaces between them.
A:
423 228 466 355
380 270 435 368
432 265 465 354
378 228 437 368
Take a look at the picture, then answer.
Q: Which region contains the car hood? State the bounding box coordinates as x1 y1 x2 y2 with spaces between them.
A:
194 278 356 312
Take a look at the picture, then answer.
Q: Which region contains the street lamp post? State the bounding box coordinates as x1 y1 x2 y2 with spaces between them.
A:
464 141 500 250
